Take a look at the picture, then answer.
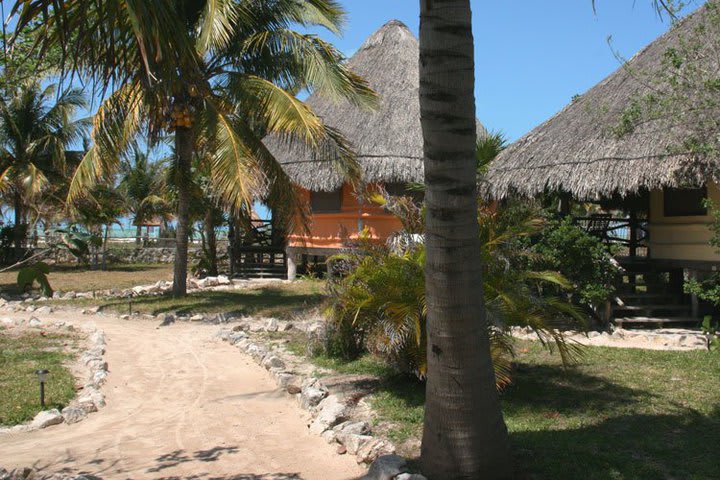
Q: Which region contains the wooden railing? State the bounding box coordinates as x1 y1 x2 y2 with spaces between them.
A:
573 215 649 257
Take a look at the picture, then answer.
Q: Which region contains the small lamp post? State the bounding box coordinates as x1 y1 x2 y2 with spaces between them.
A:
35 369 49 408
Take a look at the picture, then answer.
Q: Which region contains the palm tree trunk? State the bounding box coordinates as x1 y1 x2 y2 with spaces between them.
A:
419 2 512 479
172 126 193 297
101 224 109 271
228 217 236 277
204 209 218 276
13 193 24 261
135 224 142 246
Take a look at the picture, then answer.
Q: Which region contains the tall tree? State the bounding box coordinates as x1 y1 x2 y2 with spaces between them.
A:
0 82 87 258
118 148 170 245
11 0 376 296
418 1 512 479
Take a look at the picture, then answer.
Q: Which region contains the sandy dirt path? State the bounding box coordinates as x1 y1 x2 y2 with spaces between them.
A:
0 313 365 480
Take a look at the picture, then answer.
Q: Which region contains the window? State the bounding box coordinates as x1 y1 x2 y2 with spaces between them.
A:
663 187 707 217
310 188 342 213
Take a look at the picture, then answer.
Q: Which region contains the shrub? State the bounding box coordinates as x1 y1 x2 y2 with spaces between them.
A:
325 203 586 387
529 216 620 309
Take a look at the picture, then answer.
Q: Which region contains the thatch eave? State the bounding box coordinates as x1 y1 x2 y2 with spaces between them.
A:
485 5 716 201
265 19 486 192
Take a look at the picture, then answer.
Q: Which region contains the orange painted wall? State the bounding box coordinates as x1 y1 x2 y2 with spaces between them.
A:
288 183 403 250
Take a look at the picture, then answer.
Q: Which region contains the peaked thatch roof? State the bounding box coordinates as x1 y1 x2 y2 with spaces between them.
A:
486 4 718 200
266 20 486 192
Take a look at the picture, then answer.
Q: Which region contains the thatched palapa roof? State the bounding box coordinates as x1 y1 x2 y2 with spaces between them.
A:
266 20 486 192
486 4 718 200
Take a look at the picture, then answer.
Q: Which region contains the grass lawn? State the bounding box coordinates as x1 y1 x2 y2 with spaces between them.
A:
0 263 173 295
310 341 720 480
52 280 326 319
0 329 79 426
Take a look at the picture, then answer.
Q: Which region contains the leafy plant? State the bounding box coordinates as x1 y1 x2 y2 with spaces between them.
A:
17 261 52 296
528 216 620 310
14 227 98 295
326 202 586 388
684 199 720 348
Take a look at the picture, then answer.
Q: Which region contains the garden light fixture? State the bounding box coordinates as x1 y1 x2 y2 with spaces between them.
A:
35 369 49 408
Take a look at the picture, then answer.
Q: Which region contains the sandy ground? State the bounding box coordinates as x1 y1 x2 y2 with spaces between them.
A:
0 313 365 480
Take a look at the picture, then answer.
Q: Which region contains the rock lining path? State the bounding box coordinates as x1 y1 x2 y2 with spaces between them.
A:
0 312 364 480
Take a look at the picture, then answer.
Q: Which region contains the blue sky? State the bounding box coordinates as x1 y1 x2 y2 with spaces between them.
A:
324 0 701 141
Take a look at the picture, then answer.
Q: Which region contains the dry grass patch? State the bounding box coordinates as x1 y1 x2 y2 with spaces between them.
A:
0 263 173 295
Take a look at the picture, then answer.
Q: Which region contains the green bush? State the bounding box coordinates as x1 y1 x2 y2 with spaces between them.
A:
529 216 620 309
325 203 587 387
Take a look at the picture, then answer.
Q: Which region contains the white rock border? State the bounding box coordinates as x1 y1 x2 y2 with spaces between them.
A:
510 325 709 351
217 326 398 465
0 323 108 437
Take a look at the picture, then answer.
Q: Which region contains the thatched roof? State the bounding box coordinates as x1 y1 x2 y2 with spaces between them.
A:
486 4 718 200
266 20 486 192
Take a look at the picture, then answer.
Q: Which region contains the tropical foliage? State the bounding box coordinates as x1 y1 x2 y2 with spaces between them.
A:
325 201 587 388
10 0 377 295
0 82 88 256
529 216 620 309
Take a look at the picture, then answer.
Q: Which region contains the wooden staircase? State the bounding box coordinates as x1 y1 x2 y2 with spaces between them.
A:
612 258 700 329
232 246 287 280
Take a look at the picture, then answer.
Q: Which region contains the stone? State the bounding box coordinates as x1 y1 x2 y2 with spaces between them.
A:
588 331 601 339
62 291 77 299
190 314 205 322
77 400 98 414
25 305 36 313
396 474 427 480
158 314 175 326
322 429 338 444
309 395 347 435
78 388 106 409
337 445 347 455
31 409 64 429
1 317 14 326
287 385 302 395
120 314 130 320
35 305 53 315
357 442 398 466
262 355 285 370
275 373 297 389
217 275 231 285
282 322 294 331
300 385 328 409
334 420 370 436
265 318 279 332
246 344 269 361
28 317 42 327
93 370 108 385
61 406 87 424
338 433 373 455
307 322 324 335
228 332 248 345
88 306 101 314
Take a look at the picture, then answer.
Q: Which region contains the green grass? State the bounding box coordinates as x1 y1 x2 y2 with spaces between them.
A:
0 263 173 295
51 280 326 319
0 330 79 426
310 341 720 480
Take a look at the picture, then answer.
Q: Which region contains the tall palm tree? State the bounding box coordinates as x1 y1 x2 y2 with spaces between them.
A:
418 1 512 478
0 82 87 259
11 0 376 296
118 148 170 245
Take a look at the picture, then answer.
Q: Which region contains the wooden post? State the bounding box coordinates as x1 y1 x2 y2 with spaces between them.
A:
287 252 297 281
629 209 638 258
